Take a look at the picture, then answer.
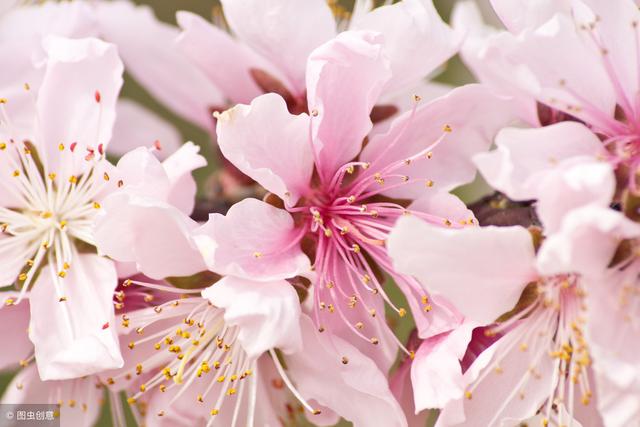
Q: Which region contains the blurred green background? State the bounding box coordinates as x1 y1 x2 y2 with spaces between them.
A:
1 1 495 426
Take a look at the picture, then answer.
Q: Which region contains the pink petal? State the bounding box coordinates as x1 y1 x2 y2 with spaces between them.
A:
451 5 540 126
110 99 181 160
439 318 556 426
286 315 408 427
571 0 640 106
474 122 607 201
202 276 302 358
409 191 477 225
176 11 277 105
352 0 459 94
536 158 615 233
95 1 223 130
216 93 313 205
95 193 206 280
0 293 32 370
585 267 640 368
360 84 516 199
220 0 337 95
194 198 310 281
412 321 478 411
29 254 123 380
536 206 640 277
162 142 207 215
508 14 617 127
595 357 640 427
388 217 537 324
490 0 571 32
37 36 123 175
0 233 31 286
307 30 391 180
2 365 102 427
389 353 429 427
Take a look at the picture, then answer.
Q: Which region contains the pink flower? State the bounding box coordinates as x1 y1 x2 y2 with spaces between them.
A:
388 198 640 425
194 29 514 369
101 278 406 426
94 143 207 280
0 1 182 158
0 36 127 379
455 0 640 193
99 0 460 132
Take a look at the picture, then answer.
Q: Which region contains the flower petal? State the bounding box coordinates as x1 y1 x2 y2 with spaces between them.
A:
388 217 537 324
216 93 313 205
96 1 223 130
439 315 556 426
307 30 391 179
489 0 571 32
194 198 310 281
536 158 615 233
202 276 302 358
0 293 32 370
110 99 181 159
176 10 285 104
474 122 607 201
286 315 408 427
2 365 102 427
162 142 207 215
360 84 516 199
95 193 206 280
536 206 640 277
412 321 478 411
29 254 122 380
353 0 459 93
220 0 336 95
37 36 122 176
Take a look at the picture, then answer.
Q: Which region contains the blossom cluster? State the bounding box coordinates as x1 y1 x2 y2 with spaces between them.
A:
0 0 638 426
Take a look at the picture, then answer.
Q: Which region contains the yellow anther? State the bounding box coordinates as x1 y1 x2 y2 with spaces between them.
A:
128 342 135 350
425 180 434 187
464 391 472 400
253 251 262 258
210 409 219 416
58 143 65 151
197 394 204 402
159 384 167 392
345 165 354 174
398 308 407 318
443 124 452 133
0 142 6 150
139 384 146 392
59 220 67 229
426 151 433 159
93 202 101 209
347 195 356 204
103 172 110 181
48 173 56 181
18 273 27 281
58 271 66 278
63 262 70 270
12 170 20 177
370 337 379 345
352 244 360 253
4 298 15 306
127 397 136 405
69 175 78 184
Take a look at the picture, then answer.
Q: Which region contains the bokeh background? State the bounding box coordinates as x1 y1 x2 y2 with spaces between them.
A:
2 1 499 425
